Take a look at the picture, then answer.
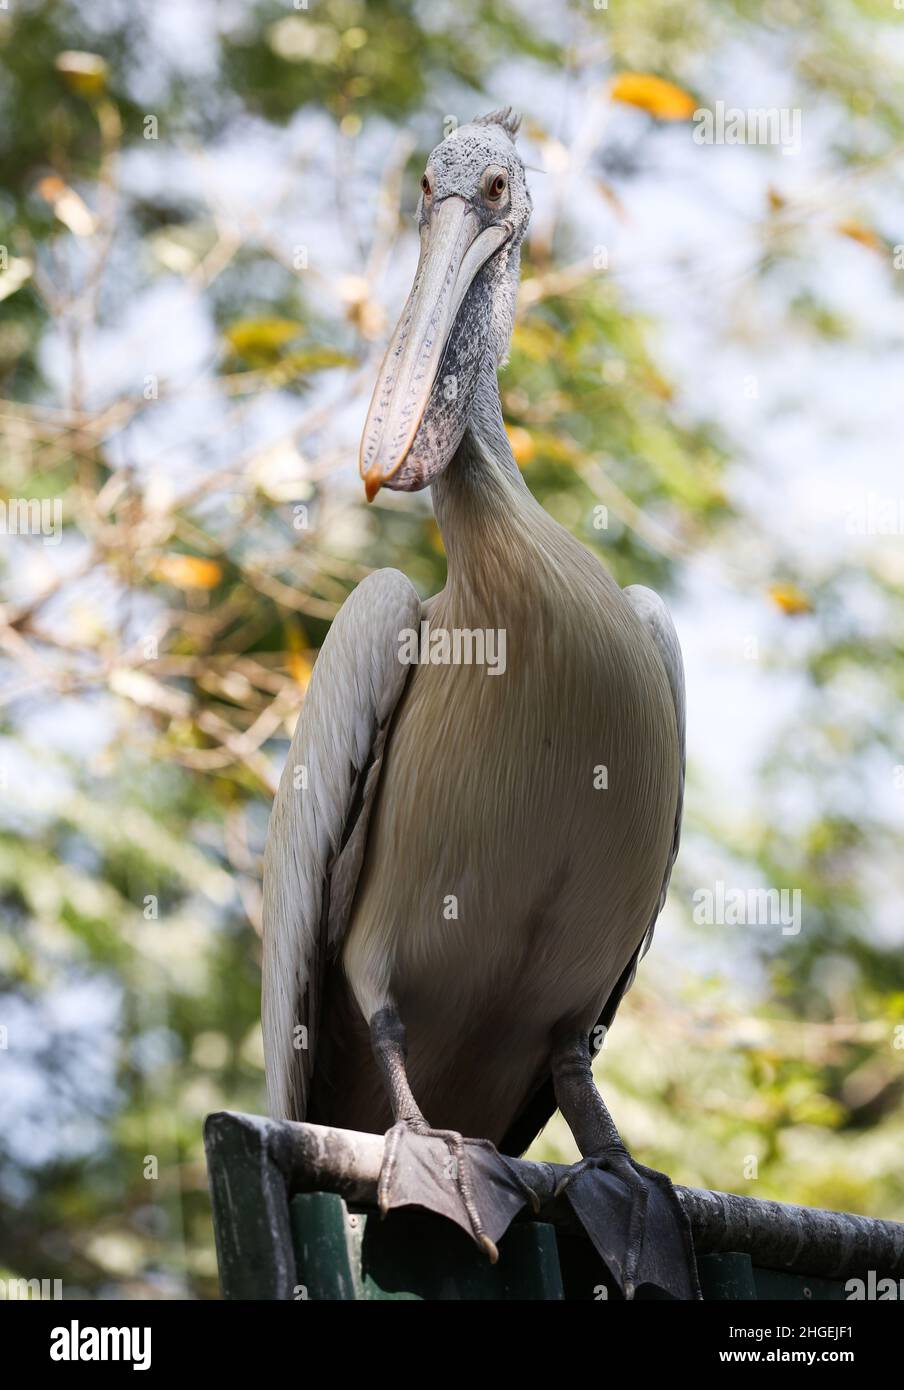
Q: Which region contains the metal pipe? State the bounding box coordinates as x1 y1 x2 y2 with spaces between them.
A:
205 1111 904 1283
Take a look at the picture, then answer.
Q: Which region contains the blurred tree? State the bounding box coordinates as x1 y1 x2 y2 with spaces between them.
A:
0 0 902 1296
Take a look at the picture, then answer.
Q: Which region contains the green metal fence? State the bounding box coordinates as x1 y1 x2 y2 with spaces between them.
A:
204 1110 904 1301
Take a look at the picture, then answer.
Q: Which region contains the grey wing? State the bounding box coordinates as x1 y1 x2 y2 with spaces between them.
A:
261 568 420 1121
604 583 685 1011
500 583 685 1157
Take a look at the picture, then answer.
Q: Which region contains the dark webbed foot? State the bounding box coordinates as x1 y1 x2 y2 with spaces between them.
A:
555 1145 650 1298
551 1034 700 1300
370 1007 540 1260
379 1120 501 1260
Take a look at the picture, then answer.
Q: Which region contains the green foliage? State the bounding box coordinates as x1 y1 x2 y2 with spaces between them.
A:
1 0 902 1297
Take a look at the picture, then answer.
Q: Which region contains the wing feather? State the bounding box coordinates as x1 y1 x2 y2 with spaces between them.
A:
609 583 686 993
262 568 420 1121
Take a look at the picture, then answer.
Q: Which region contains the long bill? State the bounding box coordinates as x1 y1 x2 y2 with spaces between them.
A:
359 196 511 501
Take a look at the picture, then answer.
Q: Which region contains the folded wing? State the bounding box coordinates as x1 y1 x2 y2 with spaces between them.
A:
262 568 421 1120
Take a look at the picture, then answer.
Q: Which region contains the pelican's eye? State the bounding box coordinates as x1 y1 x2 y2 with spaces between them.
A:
486 171 508 201
421 175 432 197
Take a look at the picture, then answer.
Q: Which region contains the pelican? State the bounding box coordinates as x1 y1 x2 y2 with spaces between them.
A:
263 109 685 1295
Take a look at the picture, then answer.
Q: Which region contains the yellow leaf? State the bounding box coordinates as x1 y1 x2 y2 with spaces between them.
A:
152 554 222 590
610 73 697 121
835 220 884 254
279 346 355 373
36 176 96 237
506 425 536 465
287 650 315 689
55 50 108 98
284 621 314 688
224 318 303 366
768 583 812 616
424 517 445 556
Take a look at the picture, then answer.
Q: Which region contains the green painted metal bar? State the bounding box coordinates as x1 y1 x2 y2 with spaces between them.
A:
204 1109 904 1300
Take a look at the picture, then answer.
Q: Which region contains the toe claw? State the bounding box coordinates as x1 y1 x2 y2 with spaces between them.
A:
479 1234 499 1264
554 1157 589 1200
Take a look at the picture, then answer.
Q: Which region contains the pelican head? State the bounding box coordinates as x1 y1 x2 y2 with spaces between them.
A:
360 109 531 501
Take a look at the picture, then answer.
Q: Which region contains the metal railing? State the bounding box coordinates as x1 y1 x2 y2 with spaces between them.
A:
203 1109 904 1300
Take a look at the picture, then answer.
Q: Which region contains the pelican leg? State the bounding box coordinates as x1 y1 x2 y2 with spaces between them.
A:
550 1033 655 1299
369 1006 538 1262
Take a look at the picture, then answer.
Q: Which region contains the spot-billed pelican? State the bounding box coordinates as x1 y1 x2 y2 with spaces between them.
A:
262 109 685 1296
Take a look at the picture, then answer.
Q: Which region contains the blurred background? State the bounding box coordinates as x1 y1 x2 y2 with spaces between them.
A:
1 0 903 1298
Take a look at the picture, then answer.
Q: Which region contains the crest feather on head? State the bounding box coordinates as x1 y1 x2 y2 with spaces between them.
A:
472 107 521 141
